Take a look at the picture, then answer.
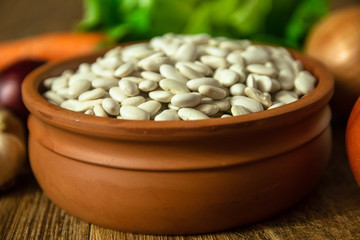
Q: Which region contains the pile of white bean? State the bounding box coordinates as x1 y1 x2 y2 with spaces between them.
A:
42 33 316 121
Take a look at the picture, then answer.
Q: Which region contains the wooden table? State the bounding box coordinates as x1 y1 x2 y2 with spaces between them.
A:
1 119 360 240
1 1 360 239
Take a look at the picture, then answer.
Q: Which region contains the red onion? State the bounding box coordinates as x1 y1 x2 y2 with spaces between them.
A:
0 60 45 119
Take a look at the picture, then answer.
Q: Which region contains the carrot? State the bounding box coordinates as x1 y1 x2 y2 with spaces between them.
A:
0 32 110 71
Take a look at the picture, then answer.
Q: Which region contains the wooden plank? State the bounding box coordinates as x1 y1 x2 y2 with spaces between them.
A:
0 172 90 240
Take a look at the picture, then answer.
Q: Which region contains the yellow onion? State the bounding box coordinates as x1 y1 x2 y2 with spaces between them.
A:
305 6 360 118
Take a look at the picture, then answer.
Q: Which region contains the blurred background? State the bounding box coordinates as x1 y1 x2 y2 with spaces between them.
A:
0 0 358 45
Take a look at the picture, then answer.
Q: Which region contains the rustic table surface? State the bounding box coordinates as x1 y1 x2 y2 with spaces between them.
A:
1 0 360 239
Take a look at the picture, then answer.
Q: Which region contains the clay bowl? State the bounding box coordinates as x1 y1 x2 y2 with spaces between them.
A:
22 44 334 235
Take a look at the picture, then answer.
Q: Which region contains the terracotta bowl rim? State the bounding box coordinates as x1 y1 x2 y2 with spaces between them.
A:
22 42 334 134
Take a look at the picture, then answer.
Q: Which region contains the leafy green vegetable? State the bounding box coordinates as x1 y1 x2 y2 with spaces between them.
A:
77 0 330 49
285 0 330 46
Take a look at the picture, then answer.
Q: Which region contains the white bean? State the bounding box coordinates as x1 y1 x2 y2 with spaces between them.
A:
121 77 144 84
150 36 167 51
231 105 251 116
138 54 171 72
60 99 79 111
195 103 219 116
61 70 73 78
274 90 299 104
120 105 150 120
292 60 303 75
102 98 120 115
246 74 257 88
68 73 96 85
229 64 246 83
268 102 285 109
43 91 64 106
176 63 204 79
186 78 221 91
160 38 182 56
230 83 246 96
214 69 239 87
138 100 162 117
154 109 180 121
121 96 146 106
211 98 231 112
204 46 229 57
294 71 316 94
246 64 278 77
94 104 108 117
78 63 92 73
278 69 295 90
78 88 106 101
198 85 226 100
168 103 180 111
92 78 118 90
74 99 103 112
159 64 188 83
55 88 72 99
122 43 151 60
253 75 273 93
43 77 55 89
226 52 245 65
51 76 68 91
109 87 128 102
139 80 158 92
132 49 157 60
174 43 197 62
141 71 163 82
114 62 135 77
68 79 91 98
91 63 114 78
178 108 209 120
231 96 264 113
171 93 202 108
148 90 174 103
200 55 228 69
240 46 270 64
244 87 272 108
97 57 122 69
177 61 212 76
193 61 213 76
271 79 281 92
119 79 139 96
84 109 94 115
159 79 189 94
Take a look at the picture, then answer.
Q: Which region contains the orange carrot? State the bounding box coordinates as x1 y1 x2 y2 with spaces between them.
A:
0 32 110 71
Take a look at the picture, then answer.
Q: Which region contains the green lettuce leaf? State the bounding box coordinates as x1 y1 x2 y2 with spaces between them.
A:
77 0 330 49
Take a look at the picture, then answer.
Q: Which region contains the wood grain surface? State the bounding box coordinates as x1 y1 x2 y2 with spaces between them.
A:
1 0 360 239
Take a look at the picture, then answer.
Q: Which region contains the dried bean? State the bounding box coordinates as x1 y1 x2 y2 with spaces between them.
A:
120 105 150 120
178 108 209 120
154 109 180 121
